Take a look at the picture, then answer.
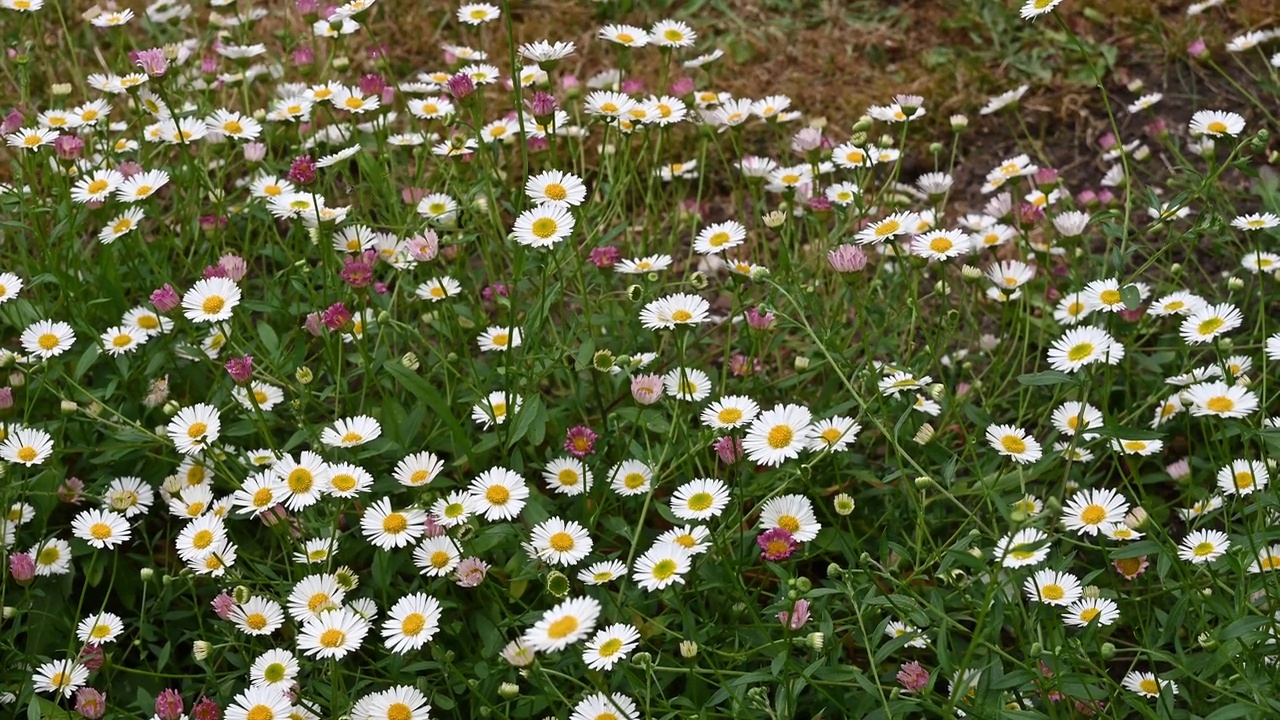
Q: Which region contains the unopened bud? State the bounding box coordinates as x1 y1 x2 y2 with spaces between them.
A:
140 567 154 581
913 423 935 445
794 356 810 371
162 400 180 415
961 265 982 281
192 640 211 661
295 366 313 384
762 210 787 228
233 585 252 603
950 114 968 130
1227 276 1245 291
833 493 855 516
679 640 698 658
401 352 420 371
626 284 643 302
498 682 519 700
60 400 78 415
807 632 824 651
1100 642 1116 660
689 271 708 290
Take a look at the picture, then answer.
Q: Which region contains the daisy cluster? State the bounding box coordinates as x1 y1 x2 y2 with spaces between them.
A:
1 0 1279 718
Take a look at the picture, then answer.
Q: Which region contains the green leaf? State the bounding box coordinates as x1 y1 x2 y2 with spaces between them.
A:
257 323 280 359
1120 284 1141 310
505 394 545 449
74 344 101 381
1016 370 1073 387
1205 705 1257 720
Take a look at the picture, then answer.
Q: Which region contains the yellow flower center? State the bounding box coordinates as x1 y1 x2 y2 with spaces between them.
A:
1078 607 1100 622
549 531 575 552
1080 504 1106 525
90 522 113 540
340 431 363 444
623 473 645 489
547 616 579 639
1206 121 1227 134
777 514 800 533
17 447 37 462
37 333 59 350
202 296 226 315
37 546 61 565
1138 678 1159 695
875 220 900 237
928 237 953 253
382 512 408 534
1040 584 1064 601
1066 343 1094 362
187 422 208 439
223 121 244 134
687 492 713 512
557 469 579 487
708 231 731 247
597 638 624 657
288 469 313 493
1192 541 1215 557
90 623 112 638
663 29 683 42
307 593 331 613
331 474 356 492
1197 317 1224 335
401 613 425 636
651 558 677 580
252 488 274 507
1235 471 1254 490
767 425 794 449
1205 396 1234 414
192 529 213 549
386 703 411 720
1099 289 1121 305
1123 441 1147 452
319 628 346 648
245 613 268 630
531 218 558 239
1000 435 1026 454
671 309 693 322
486 485 510 505
717 408 743 424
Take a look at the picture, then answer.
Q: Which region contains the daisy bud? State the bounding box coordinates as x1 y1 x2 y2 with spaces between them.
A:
688 271 708 290
155 689 184 720
762 210 787 228
332 55 350 70
914 476 935 489
1099 642 1116 660
545 571 570 598
192 640 211 661
679 640 698 658
401 352 420 371
1124 507 1149 530
1082 585 1101 600
626 284 643 302
928 142 943 155
232 585 252 604
1227 276 1245 291
295 366 313 385
1169 263 1182 276
630 651 653 669
852 117 873 133
8 552 34 585
1 605 15 619
949 113 969 130
498 682 520 700
1197 632 1216 650
591 349 615 372
794 356 810 371
1187 38 1208 58
52 83 72 96
807 632 825 651
826 563 844 578
191 696 220 720
916 420 936 443
876 134 895 148
833 493 855 515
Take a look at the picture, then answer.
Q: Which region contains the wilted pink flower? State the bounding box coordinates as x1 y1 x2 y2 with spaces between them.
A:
1145 118 1168 138
1097 132 1117 151
620 77 645 94
564 426 598 458
295 0 318 14
0 387 12 409
155 689 184 720
151 283 181 311
446 73 475 100
54 134 84 160
758 528 798 561
286 155 317 185
340 252 376 288
1033 167 1059 189
373 282 389 295
321 302 352 330
630 374 663 405
367 44 389 60
778 598 810 630
668 76 695 96
423 514 447 538
406 231 438 261
1076 189 1098 207
1166 458 1190 480
9 551 35 584
243 142 266 162
202 264 229 279
1096 189 1116 206
745 306 775 330
1113 555 1149 581
525 90 558 118
78 644 106 671
116 160 143 178
218 254 248 281
526 136 550 153
678 198 707 219
132 48 169 77
1 109 22 135
590 246 620 268
224 355 253 384
897 661 931 693
729 353 762 378
200 54 218 74
303 312 323 336
454 557 489 587
292 46 314 66
713 436 742 464
359 74 387 97
1188 38 1208 58
75 688 107 719
1118 306 1145 323
1015 203 1044 224
792 127 824 153
210 591 236 620
192 695 222 720
807 196 833 213
58 477 85 504
828 244 868 273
